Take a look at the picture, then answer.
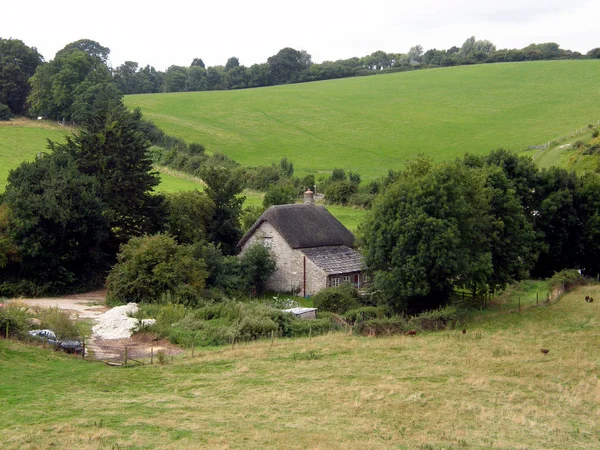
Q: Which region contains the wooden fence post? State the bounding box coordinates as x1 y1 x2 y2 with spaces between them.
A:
518 296 521 312
82 340 85 359
191 340 195 358
150 348 154 365
6 322 9 340
309 326 312 341
124 346 128 366
536 293 539 306
271 330 274 347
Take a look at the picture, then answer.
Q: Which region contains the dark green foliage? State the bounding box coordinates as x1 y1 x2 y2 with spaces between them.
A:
106 234 208 305
1 152 109 294
28 39 118 121
240 244 277 295
312 284 362 314
192 242 244 294
279 157 294 177
592 130 599 138
407 305 462 331
360 159 493 312
201 165 245 255
49 104 165 253
164 190 215 244
0 103 12 121
0 38 43 115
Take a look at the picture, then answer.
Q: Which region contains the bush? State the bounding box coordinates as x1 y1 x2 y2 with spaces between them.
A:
548 269 586 291
408 305 462 331
37 306 84 340
344 306 386 324
0 301 32 338
592 130 599 138
240 244 277 295
0 103 13 121
354 316 408 336
106 234 208 305
313 284 362 314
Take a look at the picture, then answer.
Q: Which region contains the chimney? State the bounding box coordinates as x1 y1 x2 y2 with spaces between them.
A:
304 189 315 205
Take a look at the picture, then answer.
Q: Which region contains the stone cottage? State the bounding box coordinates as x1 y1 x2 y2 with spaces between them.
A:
237 191 368 296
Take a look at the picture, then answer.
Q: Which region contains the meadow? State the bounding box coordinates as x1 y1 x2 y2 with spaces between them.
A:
1 285 599 449
125 60 600 180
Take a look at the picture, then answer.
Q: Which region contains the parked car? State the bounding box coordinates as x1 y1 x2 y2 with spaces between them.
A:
28 329 83 353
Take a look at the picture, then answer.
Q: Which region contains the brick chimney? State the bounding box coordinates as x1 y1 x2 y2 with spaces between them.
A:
304 189 315 205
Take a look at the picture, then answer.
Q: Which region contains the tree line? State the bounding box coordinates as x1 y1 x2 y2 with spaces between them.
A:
2 37 600 121
360 150 600 313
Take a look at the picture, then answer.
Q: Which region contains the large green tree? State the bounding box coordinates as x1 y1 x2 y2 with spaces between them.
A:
48 104 165 254
1 151 109 292
0 38 43 115
360 159 493 312
28 39 118 120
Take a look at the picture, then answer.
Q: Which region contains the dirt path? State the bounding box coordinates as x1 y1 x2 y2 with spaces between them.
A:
9 291 182 362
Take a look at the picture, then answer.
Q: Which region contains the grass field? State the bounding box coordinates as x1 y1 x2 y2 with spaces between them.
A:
1 285 599 449
125 60 600 180
0 119 67 192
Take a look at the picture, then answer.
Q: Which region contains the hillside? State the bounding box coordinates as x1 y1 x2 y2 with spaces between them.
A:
125 60 600 180
1 285 599 448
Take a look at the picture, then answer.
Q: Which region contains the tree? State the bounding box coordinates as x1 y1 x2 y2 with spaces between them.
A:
106 234 208 304
185 66 207 91
225 57 240 70
267 48 311 84
113 61 141 95
163 65 187 92
360 159 493 312
263 184 297 208
164 190 215 245
201 165 245 255
48 104 164 254
1 151 109 292
0 38 43 115
28 39 116 120
191 57 206 68
240 244 276 295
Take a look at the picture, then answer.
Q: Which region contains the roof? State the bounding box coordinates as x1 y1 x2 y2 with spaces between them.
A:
237 204 355 249
301 245 364 275
282 307 318 315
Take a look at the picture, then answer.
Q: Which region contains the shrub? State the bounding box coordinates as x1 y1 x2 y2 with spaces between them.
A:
354 316 408 336
344 306 386 324
240 244 277 295
106 234 208 305
548 269 586 291
324 180 358 205
0 301 32 338
592 130 599 138
408 305 462 331
37 306 84 340
313 284 361 314
0 103 13 121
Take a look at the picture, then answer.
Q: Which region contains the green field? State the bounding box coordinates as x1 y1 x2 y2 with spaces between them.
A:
125 60 600 180
2 285 599 449
0 119 67 192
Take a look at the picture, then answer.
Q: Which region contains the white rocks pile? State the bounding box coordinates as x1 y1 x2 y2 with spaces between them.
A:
92 303 156 340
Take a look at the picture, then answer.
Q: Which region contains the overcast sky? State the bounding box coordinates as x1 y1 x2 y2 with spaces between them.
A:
3 0 598 70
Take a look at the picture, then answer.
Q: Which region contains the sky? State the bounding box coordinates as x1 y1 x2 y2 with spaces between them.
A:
3 0 598 70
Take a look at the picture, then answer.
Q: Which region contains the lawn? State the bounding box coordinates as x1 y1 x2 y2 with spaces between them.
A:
1 285 599 449
0 119 67 193
125 60 600 180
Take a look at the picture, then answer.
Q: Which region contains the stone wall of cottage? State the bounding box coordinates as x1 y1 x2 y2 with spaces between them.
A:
303 255 328 297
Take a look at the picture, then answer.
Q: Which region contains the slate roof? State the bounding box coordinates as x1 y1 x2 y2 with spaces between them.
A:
237 204 355 249
301 246 364 275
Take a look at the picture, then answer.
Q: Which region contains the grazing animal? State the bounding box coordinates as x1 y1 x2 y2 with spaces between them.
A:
585 296 590 302
462 329 466 335
405 330 417 336
540 348 550 355
590 297 594 303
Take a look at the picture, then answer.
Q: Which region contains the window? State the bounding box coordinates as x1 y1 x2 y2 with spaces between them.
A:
343 275 351 284
331 277 340 287
363 274 370 283
262 237 273 249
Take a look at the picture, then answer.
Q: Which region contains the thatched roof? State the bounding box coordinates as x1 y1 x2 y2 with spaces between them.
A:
301 246 363 275
237 204 355 249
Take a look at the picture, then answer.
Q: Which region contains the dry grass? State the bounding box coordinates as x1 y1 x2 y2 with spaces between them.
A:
1 287 599 449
